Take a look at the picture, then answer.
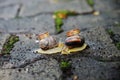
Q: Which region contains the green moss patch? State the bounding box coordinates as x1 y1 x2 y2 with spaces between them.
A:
1 35 19 55
86 0 94 8
60 61 71 70
53 10 78 34
106 29 114 36
106 29 120 50
116 42 120 50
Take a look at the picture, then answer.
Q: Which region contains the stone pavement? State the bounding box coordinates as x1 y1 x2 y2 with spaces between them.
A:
0 0 120 80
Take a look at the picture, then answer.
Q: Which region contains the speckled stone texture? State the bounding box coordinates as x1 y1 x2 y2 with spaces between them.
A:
0 59 62 80
83 26 120 61
71 57 120 80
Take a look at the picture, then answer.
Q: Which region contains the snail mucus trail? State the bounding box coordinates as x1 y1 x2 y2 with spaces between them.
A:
65 29 85 49
38 32 58 50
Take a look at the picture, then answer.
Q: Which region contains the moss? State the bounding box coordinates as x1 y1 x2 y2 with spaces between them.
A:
53 10 78 34
1 35 19 55
116 42 120 50
86 0 94 8
106 29 114 36
106 29 120 50
55 18 63 33
60 61 71 70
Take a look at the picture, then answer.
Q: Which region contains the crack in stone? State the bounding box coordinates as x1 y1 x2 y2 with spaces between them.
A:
10 55 48 69
15 3 22 18
16 10 94 19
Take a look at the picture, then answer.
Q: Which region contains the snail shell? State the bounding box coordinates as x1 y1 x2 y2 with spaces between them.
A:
40 36 58 50
65 35 85 48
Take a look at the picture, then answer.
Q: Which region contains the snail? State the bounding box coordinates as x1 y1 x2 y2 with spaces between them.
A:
65 28 85 49
61 28 87 54
38 32 58 50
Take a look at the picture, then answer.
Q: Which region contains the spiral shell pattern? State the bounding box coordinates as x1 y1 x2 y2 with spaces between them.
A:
39 36 58 50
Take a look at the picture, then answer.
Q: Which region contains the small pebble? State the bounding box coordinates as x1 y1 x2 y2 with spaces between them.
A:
52 15 56 19
93 11 100 16
35 40 39 43
73 75 78 80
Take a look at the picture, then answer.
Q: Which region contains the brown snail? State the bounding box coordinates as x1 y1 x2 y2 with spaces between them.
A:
38 32 58 50
65 28 85 49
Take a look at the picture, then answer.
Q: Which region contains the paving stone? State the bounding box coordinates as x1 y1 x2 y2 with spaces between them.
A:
19 0 93 17
94 0 120 11
1 34 40 68
0 59 62 80
71 57 120 80
0 4 19 19
0 0 93 17
25 59 62 80
0 69 34 80
82 26 120 61
62 15 103 32
0 14 55 34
